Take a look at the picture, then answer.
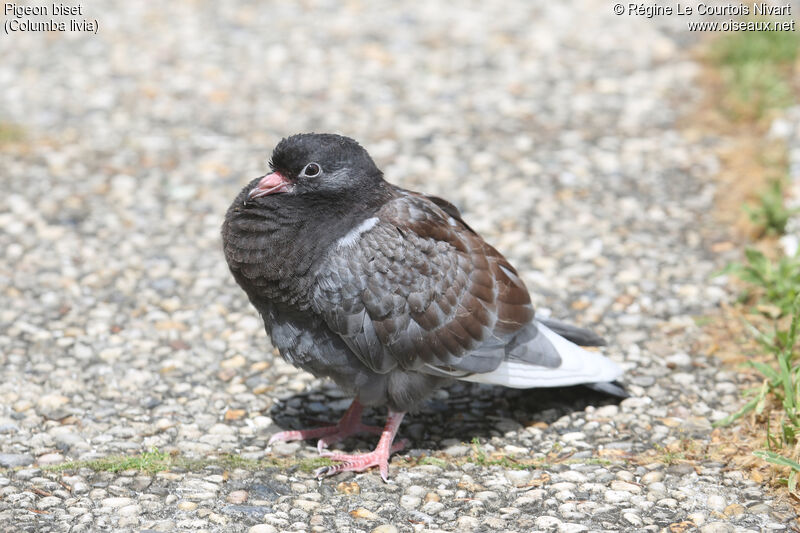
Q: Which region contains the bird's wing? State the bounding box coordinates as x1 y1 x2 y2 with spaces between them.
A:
311 191 535 375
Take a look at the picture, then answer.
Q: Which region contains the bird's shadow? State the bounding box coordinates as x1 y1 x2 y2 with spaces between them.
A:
267 381 622 450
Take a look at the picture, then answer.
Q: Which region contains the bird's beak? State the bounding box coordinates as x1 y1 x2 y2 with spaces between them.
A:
247 172 291 200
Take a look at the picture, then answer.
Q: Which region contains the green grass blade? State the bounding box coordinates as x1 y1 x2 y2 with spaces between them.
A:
748 360 780 382
713 396 759 427
753 450 800 471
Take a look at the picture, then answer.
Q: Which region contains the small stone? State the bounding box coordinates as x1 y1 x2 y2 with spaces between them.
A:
657 498 678 509
456 516 479 530
350 507 379 520
723 503 744 517
640 471 664 484
688 512 706 526
747 503 771 514
224 409 246 421
475 490 499 501
178 501 198 511
13 400 32 413
610 480 641 493
221 355 246 368
101 497 134 508
421 501 444 515
227 490 248 504
37 496 62 510
594 405 619 418
443 444 470 456
604 490 631 503
623 512 642 526
706 494 726 512
269 441 300 456
505 469 532 487
535 515 562 528
118 504 140 516
38 394 69 410
620 397 651 409
294 499 319 512
371 526 398 533
0 423 19 434
559 524 588 533
700 523 734 533
561 432 586 443
400 495 420 509
665 352 691 367
336 481 360 495
248 526 278 533
0 453 34 468
71 481 89 494
36 453 65 466
615 471 635 482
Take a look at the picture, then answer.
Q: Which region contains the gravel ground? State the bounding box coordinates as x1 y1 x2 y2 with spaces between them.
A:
1 1 797 532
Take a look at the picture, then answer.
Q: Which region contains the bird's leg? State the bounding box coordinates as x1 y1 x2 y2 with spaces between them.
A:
315 410 407 482
267 398 382 452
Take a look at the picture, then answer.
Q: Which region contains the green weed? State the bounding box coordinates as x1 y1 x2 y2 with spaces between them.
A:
45 448 172 474
718 248 800 317
714 297 800 495
711 28 799 120
745 179 799 236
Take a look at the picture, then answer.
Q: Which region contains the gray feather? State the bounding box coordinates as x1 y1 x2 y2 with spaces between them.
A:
538 317 605 346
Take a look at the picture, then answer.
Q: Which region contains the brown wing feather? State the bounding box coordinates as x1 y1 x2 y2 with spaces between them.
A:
312 190 534 375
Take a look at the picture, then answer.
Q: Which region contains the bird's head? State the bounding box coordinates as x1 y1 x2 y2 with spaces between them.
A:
246 133 383 202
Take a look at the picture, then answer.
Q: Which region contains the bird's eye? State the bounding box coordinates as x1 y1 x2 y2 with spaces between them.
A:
302 163 321 177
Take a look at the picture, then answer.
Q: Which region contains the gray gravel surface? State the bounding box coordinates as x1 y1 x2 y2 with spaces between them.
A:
1 1 797 532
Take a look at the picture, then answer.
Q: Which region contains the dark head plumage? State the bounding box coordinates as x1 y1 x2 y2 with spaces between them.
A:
256 133 383 198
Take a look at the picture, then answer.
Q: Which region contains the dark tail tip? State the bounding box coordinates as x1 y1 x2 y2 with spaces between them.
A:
584 380 629 398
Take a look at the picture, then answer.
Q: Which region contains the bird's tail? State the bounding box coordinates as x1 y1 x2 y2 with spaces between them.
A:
459 320 624 392
537 317 606 346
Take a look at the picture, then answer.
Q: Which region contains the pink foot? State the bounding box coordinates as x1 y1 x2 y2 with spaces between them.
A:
268 398 378 451
316 438 408 481
314 410 407 482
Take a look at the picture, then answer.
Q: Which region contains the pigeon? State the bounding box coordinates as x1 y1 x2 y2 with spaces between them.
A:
222 133 625 480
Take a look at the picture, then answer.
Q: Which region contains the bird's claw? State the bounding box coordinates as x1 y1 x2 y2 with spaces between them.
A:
314 438 409 481
313 465 333 479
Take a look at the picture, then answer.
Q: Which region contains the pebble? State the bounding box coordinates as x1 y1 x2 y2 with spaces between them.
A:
456 516 480 530
400 495 421 509
226 490 248 504
707 494 726 512
371 526 399 533
505 469 532 487
101 497 134 508
0 454 33 468
610 480 641 493
294 499 320 512
37 497 62 510
248 526 278 533
443 444 470 456
421 501 444 515
604 490 632 503
535 515 563 529
640 471 664 484
623 512 642 526
36 453 65 466
700 523 734 533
